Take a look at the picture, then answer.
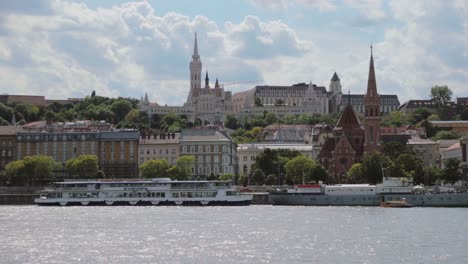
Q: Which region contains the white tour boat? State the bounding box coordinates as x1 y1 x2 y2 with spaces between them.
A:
35 178 253 206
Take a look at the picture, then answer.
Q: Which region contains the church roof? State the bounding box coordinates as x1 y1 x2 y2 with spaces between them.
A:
334 104 363 131
331 72 340 81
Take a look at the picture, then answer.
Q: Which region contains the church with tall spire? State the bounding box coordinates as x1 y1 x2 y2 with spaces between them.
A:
318 47 381 182
363 46 381 154
184 32 232 125
141 33 233 126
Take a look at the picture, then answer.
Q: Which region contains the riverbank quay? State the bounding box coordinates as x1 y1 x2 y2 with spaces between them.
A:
0 187 41 205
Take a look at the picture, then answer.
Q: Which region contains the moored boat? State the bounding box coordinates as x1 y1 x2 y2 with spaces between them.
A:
35 178 253 206
380 198 413 208
270 177 468 207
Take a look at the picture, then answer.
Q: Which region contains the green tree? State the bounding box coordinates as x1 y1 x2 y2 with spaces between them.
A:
382 142 414 160
254 96 263 107
347 163 364 183
251 169 265 185
0 103 13 121
430 85 454 120
110 98 133 123
274 99 285 106
430 85 453 108
394 153 423 179
421 166 441 185
219 173 234 181
361 153 390 184
139 159 171 178
284 155 315 184
282 114 297 125
207 173 218 180
264 112 278 125
265 174 277 185
385 111 410 127
0 116 10 125
442 158 461 183
66 155 98 179
15 103 40 122
174 155 195 180
22 155 56 186
122 109 149 128
432 130 461 140
411 107 432 124
225 114 239 130
5 160 26 186
96 170 105 178
461 107 468 121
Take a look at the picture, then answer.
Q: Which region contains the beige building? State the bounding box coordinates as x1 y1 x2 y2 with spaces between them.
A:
16 128 139 178
237 143 314 176
138 133 180 165
0 126 18 172
98 130 139 178
179 128 237 177
16 131 100 163
407 137 440 167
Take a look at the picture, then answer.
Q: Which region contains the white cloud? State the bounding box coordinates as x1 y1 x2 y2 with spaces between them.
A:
0 0 467 108
0 0 312 106
249 0 336 11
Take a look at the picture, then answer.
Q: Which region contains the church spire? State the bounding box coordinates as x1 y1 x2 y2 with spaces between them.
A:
367 44 377 98
364 45 381 154
205 71 209 87
192 32 199 60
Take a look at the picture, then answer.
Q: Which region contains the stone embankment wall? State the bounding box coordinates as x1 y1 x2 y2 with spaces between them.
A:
0 187 41 205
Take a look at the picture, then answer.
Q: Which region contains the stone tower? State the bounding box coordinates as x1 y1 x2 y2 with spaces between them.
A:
329 72 342 113
363 46 381 154
187 32 202 106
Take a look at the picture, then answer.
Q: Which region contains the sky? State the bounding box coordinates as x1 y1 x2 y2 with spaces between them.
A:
0 0 467 106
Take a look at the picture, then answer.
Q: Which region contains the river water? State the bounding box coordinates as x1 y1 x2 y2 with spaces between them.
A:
1 205 468 264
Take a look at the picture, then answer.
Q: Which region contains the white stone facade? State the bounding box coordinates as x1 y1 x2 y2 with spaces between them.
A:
179 128 237 177
138 133 180 165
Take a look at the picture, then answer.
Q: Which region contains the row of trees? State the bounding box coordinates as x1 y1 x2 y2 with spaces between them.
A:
347 142 463 185
243 149 330 186
4 155 104 186
139 156 194 180
0 92 144 128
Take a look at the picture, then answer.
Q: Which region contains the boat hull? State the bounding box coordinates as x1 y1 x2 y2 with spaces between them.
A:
34 198 252 206
270 192 468 207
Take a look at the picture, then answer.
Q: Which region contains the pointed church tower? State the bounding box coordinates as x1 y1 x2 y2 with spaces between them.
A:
144 92 149 105
329 72 343 113
329 72 342 94
364 46 381 154
187 32 202 105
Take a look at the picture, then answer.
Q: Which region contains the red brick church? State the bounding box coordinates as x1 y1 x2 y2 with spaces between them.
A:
318 47 381 182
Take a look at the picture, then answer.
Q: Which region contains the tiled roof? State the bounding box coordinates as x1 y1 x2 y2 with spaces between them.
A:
180 128 231 142
0 126 21 135
99 130 139 140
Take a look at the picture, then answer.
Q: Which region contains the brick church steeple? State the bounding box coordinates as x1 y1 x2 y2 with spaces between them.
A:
363 46 381 154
